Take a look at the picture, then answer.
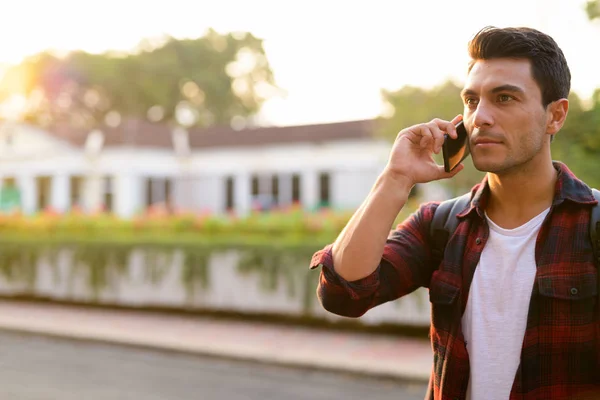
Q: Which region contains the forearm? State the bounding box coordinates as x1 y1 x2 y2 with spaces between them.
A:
331 169 413 282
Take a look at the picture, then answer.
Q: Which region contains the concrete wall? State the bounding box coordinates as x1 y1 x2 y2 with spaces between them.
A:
0 249 431 327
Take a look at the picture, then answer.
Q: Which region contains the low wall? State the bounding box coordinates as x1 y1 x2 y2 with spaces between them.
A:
0 247 431 327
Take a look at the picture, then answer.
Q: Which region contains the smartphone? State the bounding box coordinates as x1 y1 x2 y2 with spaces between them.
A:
442 120 470 173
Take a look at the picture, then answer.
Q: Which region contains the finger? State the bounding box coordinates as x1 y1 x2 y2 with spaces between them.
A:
432 115 463 140
419 126 435 151
397 125 425 145
450 114 463 125
427 123 446 154
448 115 463 140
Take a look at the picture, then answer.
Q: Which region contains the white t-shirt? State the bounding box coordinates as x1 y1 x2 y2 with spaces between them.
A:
462 207 550 400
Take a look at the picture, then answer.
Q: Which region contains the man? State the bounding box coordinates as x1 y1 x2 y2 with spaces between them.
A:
309 26 599 400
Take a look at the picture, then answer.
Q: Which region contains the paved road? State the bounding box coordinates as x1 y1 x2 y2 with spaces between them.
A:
0 330 427 400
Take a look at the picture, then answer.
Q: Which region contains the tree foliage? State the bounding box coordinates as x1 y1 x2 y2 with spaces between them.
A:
552 90 600 188
379 80 463 139
0 29 278 130
587 0 600 20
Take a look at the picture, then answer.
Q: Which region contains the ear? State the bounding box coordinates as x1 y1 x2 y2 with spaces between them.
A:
545 98 569 136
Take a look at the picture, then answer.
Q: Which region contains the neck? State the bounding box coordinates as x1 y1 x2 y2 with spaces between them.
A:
486 156 557 229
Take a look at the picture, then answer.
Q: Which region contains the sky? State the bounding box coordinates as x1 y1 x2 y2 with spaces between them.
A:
0 0 598 126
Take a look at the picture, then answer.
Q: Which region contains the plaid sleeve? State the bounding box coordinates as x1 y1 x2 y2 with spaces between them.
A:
310 202 439 317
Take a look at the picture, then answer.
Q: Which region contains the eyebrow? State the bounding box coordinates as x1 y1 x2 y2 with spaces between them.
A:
461 84 526 98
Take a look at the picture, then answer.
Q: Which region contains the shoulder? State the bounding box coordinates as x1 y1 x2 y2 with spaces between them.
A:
408 201 441 224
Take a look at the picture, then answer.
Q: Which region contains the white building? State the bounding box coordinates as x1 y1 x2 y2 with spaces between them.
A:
0 118 445 218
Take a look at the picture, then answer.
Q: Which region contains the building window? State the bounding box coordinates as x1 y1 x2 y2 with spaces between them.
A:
250 174 278 211
36 176 52 212
292 174 301 203
319 172 330 208
271 175 279 206
145 177 173 211
70 176 84 209
104 176 113 213
0 177 20 213
225 177 234 211
145 179 152 208
251 175 260 197
165 180 172 210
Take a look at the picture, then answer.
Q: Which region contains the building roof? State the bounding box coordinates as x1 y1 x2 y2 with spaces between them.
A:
188 119 378 149
48 118 379 150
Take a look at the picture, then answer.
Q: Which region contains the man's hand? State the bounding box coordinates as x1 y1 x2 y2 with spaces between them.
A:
384 115 465 187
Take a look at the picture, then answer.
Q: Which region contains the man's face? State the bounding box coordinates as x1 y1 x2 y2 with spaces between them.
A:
461 58 550 174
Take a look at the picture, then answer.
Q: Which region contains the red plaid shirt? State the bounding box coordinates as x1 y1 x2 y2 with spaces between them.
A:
310 162 600 400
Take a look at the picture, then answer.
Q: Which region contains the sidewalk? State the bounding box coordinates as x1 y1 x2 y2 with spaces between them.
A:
0 300 432 383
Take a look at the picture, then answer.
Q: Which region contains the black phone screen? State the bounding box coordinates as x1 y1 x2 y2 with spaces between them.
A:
442 121 470 173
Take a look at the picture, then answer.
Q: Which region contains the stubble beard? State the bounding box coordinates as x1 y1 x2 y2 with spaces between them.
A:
472 130 546 176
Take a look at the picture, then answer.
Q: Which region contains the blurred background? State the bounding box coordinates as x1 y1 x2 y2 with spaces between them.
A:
0 1 598 399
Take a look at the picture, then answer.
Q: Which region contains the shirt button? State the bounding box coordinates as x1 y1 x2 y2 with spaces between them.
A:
475 238 482 245
570 287 578 295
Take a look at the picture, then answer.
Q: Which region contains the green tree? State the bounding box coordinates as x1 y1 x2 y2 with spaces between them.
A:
0 29 278 130
378 80 463 140
586 0 600 20
552 91 600 188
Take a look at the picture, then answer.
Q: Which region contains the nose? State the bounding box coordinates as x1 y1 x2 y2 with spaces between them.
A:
471 100 494 129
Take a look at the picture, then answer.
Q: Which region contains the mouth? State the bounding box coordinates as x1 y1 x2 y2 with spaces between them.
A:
474 141 502 147
473 137 503 147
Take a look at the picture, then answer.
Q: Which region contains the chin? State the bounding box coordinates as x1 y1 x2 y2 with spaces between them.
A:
472 157 493 172
472 158 510 174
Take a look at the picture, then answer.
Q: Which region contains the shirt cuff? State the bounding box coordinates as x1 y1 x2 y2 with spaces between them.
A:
310 244 380 300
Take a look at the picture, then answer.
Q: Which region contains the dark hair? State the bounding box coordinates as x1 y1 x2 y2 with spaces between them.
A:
468 26 571 107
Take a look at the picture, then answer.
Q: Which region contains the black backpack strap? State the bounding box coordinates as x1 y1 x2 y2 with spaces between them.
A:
590 189 600 318
430 192 472 264
591 189 600 266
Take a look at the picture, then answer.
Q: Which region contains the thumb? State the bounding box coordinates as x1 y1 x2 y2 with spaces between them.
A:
437 163 465 180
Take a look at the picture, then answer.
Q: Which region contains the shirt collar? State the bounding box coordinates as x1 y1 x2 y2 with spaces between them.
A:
457 161 598 220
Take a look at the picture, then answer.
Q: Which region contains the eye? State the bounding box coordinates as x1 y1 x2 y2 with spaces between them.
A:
464 97 479 107
498 94 513 103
